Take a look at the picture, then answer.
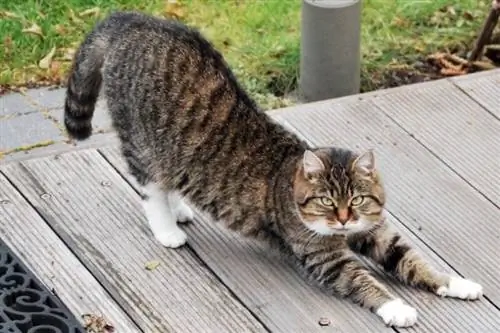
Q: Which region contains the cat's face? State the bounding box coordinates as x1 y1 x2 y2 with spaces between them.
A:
293 148 385 236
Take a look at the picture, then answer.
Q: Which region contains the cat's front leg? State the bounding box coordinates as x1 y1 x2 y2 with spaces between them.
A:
347 222 483 300
298 247 417 327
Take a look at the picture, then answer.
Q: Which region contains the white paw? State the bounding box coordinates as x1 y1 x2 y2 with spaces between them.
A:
376 299 418 328
175 203 194 223
154 228 188 248
436 276 483 300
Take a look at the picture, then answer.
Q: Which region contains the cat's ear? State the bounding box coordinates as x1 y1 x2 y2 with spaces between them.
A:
302 150 325 176
352 150 375 174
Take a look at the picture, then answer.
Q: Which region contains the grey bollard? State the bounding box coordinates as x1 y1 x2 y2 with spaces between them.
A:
299 0 362 102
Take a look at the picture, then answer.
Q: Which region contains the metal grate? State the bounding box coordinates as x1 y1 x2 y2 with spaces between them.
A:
0 239 85 332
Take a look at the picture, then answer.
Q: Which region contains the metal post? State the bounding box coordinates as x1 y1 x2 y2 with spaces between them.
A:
299 0 362 102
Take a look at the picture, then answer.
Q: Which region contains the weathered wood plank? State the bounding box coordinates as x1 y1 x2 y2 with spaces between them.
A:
369 79 500 207
0 172 140 332
100 140 499 333
451 69 500 119
0 151 266 333
269 98 500 326
99 148 392 333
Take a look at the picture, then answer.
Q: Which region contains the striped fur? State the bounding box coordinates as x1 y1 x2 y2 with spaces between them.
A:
65 11 482 327
348 223 449 293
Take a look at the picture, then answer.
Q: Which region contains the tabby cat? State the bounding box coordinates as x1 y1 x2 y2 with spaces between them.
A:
64 11 483 328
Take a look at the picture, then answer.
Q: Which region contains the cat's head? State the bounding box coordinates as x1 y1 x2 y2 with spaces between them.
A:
293 148 385 236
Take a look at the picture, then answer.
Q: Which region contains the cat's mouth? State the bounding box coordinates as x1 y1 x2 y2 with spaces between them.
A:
305 218 373 236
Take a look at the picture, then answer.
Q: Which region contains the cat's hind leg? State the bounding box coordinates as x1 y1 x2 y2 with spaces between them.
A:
141 182 188 248
120 143 188 248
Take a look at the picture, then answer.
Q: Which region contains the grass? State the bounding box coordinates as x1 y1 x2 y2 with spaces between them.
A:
0 0 491 109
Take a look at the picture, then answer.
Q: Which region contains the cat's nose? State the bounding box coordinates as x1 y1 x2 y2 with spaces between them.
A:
338 217 349 225
337 208 349 225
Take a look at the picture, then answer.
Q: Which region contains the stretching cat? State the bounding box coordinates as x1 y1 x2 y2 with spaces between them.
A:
64 11 483 328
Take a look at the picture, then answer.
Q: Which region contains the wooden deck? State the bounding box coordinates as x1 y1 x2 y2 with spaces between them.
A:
1 69 499 333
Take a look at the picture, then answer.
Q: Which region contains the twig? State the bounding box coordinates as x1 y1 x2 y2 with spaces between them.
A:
447 54 469 65
469 2 500 61
471 60 497 70
485 43 500 51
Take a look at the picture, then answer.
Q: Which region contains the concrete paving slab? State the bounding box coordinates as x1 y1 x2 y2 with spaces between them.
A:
0 112 64 151
0 92 38 116
25 87 65 110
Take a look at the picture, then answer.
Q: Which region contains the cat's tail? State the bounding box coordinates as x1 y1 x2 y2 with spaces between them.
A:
64 28 109 140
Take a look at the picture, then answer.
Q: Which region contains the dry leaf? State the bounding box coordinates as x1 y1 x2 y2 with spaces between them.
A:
3 36 13 56
79 7 101 17
61 47 77 61
164 0 185 19
447 54 469 65
145 260 161 270
39 47 56 69
69 9 84 24
0 11 20 19
22 23 43 37
82 313 115 333
445 5 456 16
463 11 474 21
392 17 410 28
50 61 62 76
441 67 466 76
54 24 67 35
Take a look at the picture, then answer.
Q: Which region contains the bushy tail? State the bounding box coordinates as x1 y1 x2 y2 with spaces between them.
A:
64 29 108 140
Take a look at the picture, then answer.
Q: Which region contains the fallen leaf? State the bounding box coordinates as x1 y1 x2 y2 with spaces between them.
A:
270 46 286 58
79 7 100 18
463 11 474 21
145 260 161 270
39 47 56 69
445 5 456 16
0 11 20 19
392 17 410 28
447 53 469 65
82 313 115 333
3 36 13 57
164 0 185 19
69 9 84 24
50 61 62 75
22 23 43 37
54 24 67 35
61 47 77 61
441 67 466 76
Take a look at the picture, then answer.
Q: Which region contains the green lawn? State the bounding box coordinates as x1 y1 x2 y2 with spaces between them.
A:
0 0 490 109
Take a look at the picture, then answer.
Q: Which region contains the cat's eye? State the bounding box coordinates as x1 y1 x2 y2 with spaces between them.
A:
351 196 365 206
320 197 334 206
